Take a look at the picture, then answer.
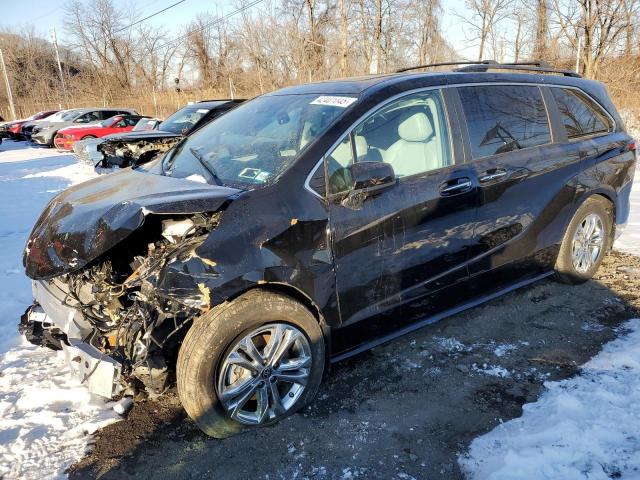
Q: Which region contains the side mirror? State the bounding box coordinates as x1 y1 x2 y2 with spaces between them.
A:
350 161 396 196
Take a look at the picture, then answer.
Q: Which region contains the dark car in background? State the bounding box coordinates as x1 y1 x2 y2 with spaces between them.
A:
19 62 635 438
32 108 138 147
83 99 244 168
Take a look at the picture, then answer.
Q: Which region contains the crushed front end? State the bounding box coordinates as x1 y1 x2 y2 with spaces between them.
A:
19 168 239 399
20 212 220 398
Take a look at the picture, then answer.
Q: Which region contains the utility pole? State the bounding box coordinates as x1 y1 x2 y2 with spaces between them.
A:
575 36 582 74
0 48 16 120
51 27 67 104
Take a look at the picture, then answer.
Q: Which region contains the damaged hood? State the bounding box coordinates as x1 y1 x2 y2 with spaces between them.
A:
24 168 240 279
101 130 182 143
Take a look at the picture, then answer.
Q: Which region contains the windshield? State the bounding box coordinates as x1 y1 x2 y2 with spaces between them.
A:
60 111 78 121
164 94 356 188
100 116 120 127
44 111 68 122
133 118 159 131
159 106 210 134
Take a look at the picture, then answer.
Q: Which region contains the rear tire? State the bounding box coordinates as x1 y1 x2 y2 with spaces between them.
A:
555 196 613 284
177 290 325 438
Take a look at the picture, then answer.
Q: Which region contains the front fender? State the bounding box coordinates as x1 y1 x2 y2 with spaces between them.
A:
154 188 341 327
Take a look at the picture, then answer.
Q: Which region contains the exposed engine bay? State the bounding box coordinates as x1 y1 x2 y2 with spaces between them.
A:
20 212 220 398
98 136 182 168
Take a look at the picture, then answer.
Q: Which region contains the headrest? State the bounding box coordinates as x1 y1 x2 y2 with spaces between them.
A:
398 112 433 142
354 135 368 158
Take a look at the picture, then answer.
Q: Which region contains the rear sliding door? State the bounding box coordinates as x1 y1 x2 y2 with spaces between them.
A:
454 84 582 291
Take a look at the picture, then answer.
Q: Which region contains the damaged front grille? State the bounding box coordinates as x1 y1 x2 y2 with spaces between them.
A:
48 212 220 397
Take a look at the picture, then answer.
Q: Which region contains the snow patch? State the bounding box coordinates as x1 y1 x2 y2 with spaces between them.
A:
0 340 119 479
22 162 98 184
459 319 640 480
434 337 471 354
472 363 511 378
0 144 112 479
0 141 69 164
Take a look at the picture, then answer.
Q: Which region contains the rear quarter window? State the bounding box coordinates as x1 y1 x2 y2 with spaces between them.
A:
458 85 551 159
550 87 612 139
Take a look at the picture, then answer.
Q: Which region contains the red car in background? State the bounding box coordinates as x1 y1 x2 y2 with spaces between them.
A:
54 114 147 151
2 110 58 139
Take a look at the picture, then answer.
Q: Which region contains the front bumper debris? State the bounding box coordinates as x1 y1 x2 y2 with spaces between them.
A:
73 138 104 165
62 338 123 398
22 280 123 399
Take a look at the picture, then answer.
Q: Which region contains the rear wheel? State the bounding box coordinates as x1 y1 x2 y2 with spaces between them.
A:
555 197 613 284
177 290 325 438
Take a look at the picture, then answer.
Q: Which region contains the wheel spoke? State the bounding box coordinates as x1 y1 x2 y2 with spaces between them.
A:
269 329 300 368
278 355 311 371
228 381 260 419
219 374 255 403
275 370 308 386
268 380 285 415
263 324 285 364
255 385 270 423
238 337 264 366
225 351 260 374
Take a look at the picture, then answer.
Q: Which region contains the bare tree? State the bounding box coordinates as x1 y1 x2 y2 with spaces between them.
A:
458 0 513 60
552 0 630 78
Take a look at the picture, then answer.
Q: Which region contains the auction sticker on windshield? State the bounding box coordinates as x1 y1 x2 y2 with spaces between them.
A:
310 96 357 108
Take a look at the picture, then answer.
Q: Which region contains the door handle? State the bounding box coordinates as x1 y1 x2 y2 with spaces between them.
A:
478 169 508 183
440 177 473 196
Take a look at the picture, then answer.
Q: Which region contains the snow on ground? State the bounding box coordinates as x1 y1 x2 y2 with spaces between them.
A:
460 159 640 478
0 141 117 480
459 319 640 480
614 166 640 255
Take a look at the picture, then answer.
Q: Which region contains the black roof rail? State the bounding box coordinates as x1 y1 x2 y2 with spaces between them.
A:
396 60 582 78
455 62 581 78
395 60 498 73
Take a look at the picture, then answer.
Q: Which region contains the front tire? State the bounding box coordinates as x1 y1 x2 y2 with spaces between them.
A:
177 290 325 438
555 196 613 284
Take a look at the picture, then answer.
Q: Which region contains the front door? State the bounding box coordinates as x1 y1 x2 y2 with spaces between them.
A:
326 90 477 344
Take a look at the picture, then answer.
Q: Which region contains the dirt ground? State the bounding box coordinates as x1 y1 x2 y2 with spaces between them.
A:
68 251 640 480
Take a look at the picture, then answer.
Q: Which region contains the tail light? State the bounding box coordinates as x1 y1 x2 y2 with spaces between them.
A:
627 140 636 152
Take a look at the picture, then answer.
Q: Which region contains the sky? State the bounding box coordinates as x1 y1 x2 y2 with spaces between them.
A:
0 0 477 60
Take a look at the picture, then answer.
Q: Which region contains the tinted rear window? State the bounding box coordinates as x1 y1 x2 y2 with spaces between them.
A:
550 87 612 139
458 85 551 159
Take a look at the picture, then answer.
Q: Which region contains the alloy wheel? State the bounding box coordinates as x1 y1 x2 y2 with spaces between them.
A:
571 212 604 273
217 323 312 425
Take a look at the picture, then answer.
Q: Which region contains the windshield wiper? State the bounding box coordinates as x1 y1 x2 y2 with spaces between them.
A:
189 147 223 186
161 136 188 173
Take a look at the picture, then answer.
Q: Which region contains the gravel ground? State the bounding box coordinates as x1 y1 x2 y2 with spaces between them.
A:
68 251 640 480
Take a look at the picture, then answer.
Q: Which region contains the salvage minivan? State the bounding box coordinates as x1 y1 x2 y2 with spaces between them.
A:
20 61 636 437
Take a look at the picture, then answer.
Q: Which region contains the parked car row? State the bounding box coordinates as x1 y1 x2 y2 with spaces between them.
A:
73 99 244 168
1 100 247 170
0 110 59 139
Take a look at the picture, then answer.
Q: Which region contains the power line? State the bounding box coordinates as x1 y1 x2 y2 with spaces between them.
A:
156 0 265 51
113 0 189 34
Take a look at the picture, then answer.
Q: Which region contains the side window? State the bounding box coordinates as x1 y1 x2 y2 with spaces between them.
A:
75 111 99 123
353 90 452 179
114 119 128 128
326 136 355 195
324 90 452 195
550 88 612 139
458 85 551 159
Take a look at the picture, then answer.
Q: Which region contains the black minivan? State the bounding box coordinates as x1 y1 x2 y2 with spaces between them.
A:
20 62 636 437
